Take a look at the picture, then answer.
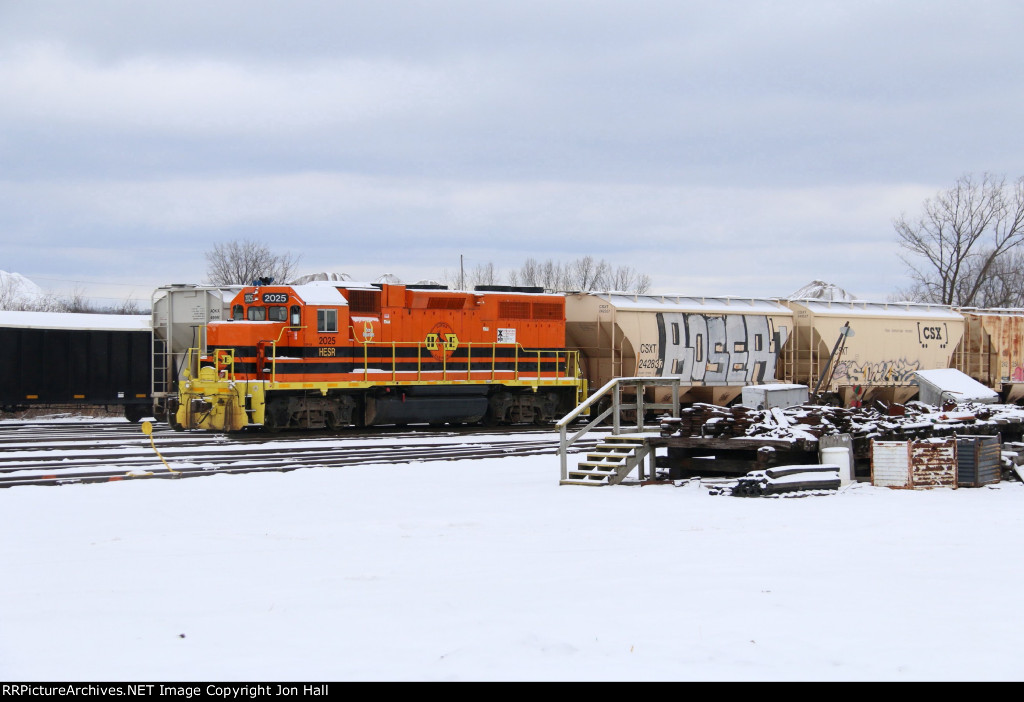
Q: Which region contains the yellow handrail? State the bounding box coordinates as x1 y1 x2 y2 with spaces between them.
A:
340 328 578 383
191 334 580 387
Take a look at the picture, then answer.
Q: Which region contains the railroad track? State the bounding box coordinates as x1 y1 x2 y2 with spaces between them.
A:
0 420 604 489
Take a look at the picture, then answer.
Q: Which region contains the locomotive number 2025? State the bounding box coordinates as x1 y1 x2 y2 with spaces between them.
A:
318 335 336 356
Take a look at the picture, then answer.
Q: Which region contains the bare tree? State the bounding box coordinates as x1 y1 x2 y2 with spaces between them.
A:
61 287 94 313
539 259 566 290
606 265 652 294
960 248 1024 308
896 173 1024 306
108 296 142 315
468 262 497 288
518 258 540 287
205 239 301 286
566 255 608 291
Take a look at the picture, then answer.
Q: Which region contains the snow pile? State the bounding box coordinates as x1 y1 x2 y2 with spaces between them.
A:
0 271 45 309
787 280 856 301
289 272 353 285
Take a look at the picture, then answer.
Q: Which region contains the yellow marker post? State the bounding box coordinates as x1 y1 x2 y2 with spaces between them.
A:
141 421 178 474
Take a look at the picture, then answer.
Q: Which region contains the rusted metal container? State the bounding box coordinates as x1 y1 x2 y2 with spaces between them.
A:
871 438 958 489
910 438 958 488
957 434 1002 487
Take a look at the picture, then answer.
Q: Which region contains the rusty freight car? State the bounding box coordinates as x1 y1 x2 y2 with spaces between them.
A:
954 309 1024 403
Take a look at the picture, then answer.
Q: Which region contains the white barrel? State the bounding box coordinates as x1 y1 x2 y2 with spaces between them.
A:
821 446 853 486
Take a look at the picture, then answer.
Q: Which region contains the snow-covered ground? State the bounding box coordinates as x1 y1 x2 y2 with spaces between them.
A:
2 418 1024 681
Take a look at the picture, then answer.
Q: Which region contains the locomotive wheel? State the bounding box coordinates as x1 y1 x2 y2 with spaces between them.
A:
482 405 501 427
324 411 340 431
123 404 147 423
166 399 185 431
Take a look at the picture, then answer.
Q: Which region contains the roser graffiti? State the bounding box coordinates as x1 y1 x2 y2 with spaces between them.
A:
655 313 788 384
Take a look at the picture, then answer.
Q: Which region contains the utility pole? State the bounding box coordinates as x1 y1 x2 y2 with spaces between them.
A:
460 254 464 290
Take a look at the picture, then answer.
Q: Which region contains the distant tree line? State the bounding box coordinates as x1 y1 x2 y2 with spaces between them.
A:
0 278 141 314
201 238 653 295
896 173 1024 308
442 256 652 293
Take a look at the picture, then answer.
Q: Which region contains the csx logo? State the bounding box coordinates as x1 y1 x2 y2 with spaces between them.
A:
918 323 948 349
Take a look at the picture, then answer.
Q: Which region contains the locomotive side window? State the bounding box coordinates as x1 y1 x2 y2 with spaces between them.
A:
232 305 243 321
268 306 287 322
290 305 301 326
317 309 338 333
248 306 266 321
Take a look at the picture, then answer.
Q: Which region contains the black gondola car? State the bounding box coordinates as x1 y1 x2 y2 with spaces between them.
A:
0 311 152 421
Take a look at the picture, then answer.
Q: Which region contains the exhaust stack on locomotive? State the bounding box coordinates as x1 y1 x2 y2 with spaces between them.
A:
169 281 585 431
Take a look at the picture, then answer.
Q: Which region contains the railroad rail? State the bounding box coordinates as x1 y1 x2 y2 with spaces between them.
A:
0 421 602 489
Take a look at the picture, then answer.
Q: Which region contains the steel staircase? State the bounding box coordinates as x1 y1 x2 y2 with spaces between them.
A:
559 434 652 486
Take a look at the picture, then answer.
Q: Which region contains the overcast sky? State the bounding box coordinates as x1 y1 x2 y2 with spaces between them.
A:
2 1 1022 307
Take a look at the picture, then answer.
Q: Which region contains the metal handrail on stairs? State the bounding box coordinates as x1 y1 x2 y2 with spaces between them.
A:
556 377 682 482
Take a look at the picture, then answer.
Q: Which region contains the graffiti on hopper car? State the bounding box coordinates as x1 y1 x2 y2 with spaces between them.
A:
656 313 788 384
833 358 921 384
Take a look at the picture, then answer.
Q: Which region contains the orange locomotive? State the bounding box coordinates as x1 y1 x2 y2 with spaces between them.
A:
171 280 585 431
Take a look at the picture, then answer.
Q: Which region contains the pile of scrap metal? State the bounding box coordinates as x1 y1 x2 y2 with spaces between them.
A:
718 464 842 498
660 401 1024 458
1001 441 1024 482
